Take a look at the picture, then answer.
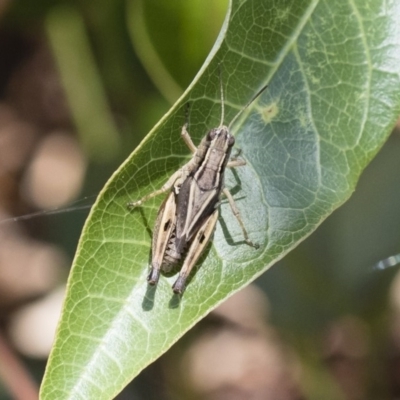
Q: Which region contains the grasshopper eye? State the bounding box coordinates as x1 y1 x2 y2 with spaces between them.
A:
228 135 235 146
207 130 217 140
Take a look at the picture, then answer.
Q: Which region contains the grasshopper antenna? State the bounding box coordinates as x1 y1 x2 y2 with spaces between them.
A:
228 83 269 130
218 64 225 127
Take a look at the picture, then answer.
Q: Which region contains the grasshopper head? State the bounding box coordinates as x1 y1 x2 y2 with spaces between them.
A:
207 126 235 151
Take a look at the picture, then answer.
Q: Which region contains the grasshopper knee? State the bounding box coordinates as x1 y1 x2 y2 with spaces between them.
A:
247 239 260 249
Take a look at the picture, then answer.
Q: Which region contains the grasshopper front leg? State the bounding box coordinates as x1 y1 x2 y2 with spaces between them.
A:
127 170 183 208
227 158 246 168
181 122 197 154
227 148 246 167
127 123 200 209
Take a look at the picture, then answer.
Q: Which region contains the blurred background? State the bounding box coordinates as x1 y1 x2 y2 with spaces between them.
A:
0 0 400 399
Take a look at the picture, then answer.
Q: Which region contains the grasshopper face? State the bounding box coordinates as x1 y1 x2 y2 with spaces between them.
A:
207 126 235 151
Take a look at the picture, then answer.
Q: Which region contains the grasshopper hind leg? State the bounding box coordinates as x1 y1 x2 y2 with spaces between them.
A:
148 192 177 285
172 209 219 294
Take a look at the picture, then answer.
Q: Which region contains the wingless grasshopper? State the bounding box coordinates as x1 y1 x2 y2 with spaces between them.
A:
128 77 268 294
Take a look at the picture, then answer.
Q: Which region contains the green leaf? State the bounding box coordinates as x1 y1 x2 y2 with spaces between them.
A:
40 0 400 398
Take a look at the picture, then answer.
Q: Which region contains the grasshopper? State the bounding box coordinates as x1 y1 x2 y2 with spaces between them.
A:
128 78 268 294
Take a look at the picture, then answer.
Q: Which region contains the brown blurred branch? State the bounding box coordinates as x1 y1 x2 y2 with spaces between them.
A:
0 331 38 400
0 0 10 18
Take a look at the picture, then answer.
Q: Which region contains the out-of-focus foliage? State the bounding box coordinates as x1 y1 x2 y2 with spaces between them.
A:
0 1 400 400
